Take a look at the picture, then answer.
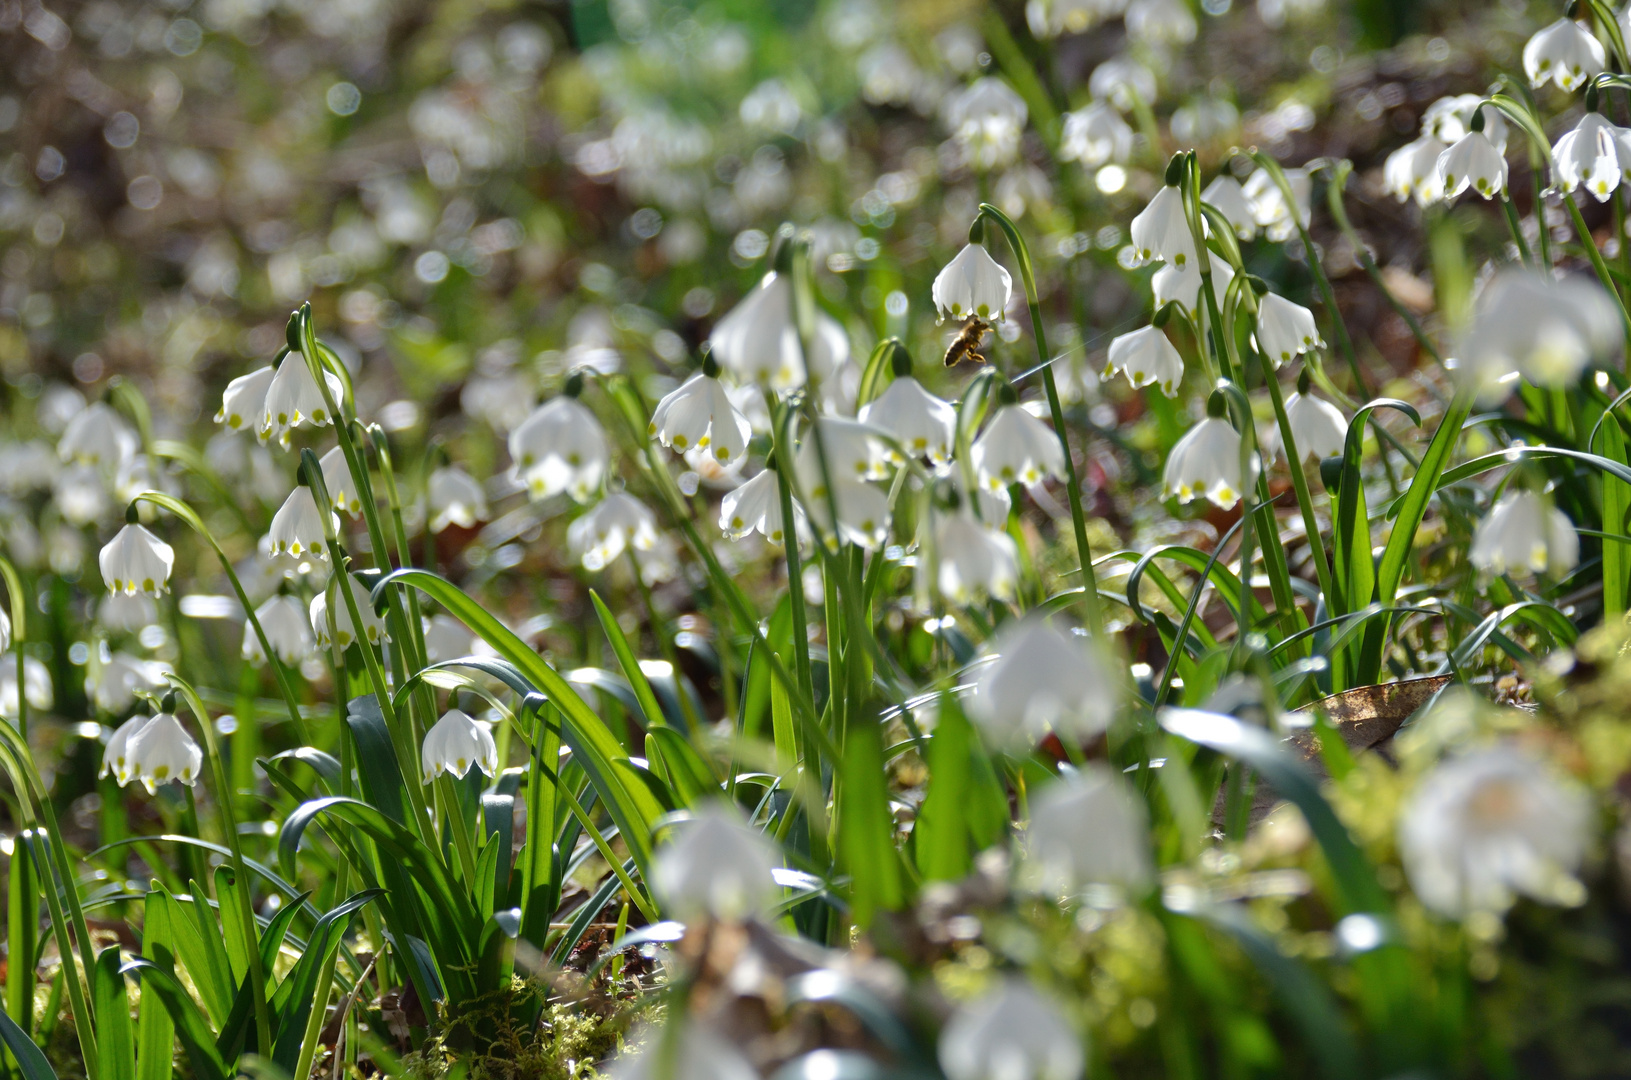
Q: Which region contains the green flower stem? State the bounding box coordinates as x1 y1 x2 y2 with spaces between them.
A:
168 675 273 1057
1588 0 1631 73
1324 161 1443 365
1500 195 1535 266
772 449 818 708
1562 190 1631 352
292 855 349 1080
977 203 1106 636
435 773 479 890
622 548 703 734
1 558 27 740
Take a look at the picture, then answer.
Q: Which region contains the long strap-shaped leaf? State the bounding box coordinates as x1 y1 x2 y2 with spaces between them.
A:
120 951 229 1080
0 998 57 1080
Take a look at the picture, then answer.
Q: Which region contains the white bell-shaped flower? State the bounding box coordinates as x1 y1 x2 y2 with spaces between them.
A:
805 312 853 386
1272 389 1348 462
1457 269 1621 400
708 273 805 389
1059 102 1133 167
1200 175 1257 240
1523 18 1605 92
859 376 957 465
1552 112 1631 202
422 614 475 664
794 417 892 484
608 1023 760 1080
1103 326 1184 397
651 802 781 921
1163 416 1255 509
259 353 344 448
243 594 315 666
421 708 498 784
1383 135 1448 206
1151 257 1233 315
214 366 275 432
310 573 389 649
932 243 1014 323
100 714 150 786
0 655 51 720
99 523 175 597
1399 744 1590 917
1126 0 1195 43
971 405 1066 492
1254 292 1324 367
967 618 1118 749
719 469 806 546
53 465 109 527
1129 185 1196 268
1025 765 1153 896
649 373 752 466
98 592 158 634
122 711 203 794
1469 490 1580 578
939 978 1084 1080
568 493 658 571
1435 131 1507 201
267 486 331 562
794 436 891 551
89 653 169 714
58 402 136 472
316 445 362 517
1422 94 1508 151
947 78 1029 170
427 466 488 533
934 512 1019 605
1242 167 1311 242
508 395 610 503
1088 56 1157 112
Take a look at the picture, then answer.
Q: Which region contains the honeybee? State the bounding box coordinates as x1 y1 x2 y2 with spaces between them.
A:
942 315 992 367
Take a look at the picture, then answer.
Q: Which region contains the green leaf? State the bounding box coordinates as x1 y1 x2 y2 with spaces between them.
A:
179 880 236 1028
591 590 667 730
837 718 905 927
645 727 720 807
1599 410 1631 617
213 868 252 986
914 700 972 882
269 890 383 1071
345 694 408 824
0 997 57 1080
135 888 175 1080
92 948 133 1080
214 891 309 1063
121 950 228 1080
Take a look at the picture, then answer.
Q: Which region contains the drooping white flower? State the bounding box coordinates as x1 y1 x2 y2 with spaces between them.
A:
427 466 488 533
939 978 1084 1080
259 353 345 449
1272 390 1348 462
1523 18 1605 93
1435 131 1507 201
1200 175 1256 240
1103 326 1184 397
1399 744 1590 917
311 573 389 649
0 655 51 720
508 396 610 503
461 370 535 432
794 433 891 551
1383 135 1448 206
267 486 331 562
934 513 1019 604
422 614 475 664
805 312 853 389
1552 112 1631 202
1242 167 1311 242
568 493 658 571
634 531 681 585
932 244 1014 323
100 714 149 785
122 711 203 794
1151 257 1234 315
708 273 806 390
1129 185 1196 268
214 366 275 432
719 469 805 546
1126 0 1195 43
967 618 1118 749
794 417 893 483
947 78 1029 169
99 523 175 597
316 446 363 518
88 653 169 714
1059 102 1133 167
1469 491 1580 578
243 594 315 666
421 708 498 784
971 405 1066 492
859 377 957 465
1163 417 1254 509
649 373 752 466
54 465 110 526
58 402 136 472
1025 765 1153 896
0 440 60 494
608 1023 760 1080
98 592 158 634
1254 292 1324 367
1422 94 1508 151
651 802 781 922
1088 56 1157 112
1457 269 1622 400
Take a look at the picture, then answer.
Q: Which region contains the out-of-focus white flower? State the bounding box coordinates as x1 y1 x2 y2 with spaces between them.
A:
634 532 681 585
1422 94 1507 151
1200 175 1256 239
932 244 1013 323
967 618 1118 749
1384 135 1448 206
259 353 344 449
568 493 658 571
934 513 1019 604
422 614 475 664
1553 112 1631 201
88 653 169 714
720 469 805 546
99 524 175 597
1103 326 1184 396
1272 390 1348 462
608 1023 760 1080
98 592 158 634
58 402 136 472
709 273 807 390
1457 269 1621 401
1163 417 1254 509
421 708 498 784
214 366 275 432
1089 56 1156 112
0 440 60 495
1435 132 1507 201
794 417 893 483
1059 103 1133 167
508 396 609 503
859 377 957 465
427 466 487 533
1126 0 1195 43
971 405 1066 492
1130 185 1196 268
1523 18 1605 92
939 978 1084 1080
122 711 203 794
311 573 389 649
807 315 854 393
244 594 315 666
460 370 535 432
1254 292 1324 367
1470 491 1580 578
1025 765 1152 896
650 373 752 466
1027 0 1126 38
1152 258 1234 315
794 433 891 550
1242 167 1310 241
0 609 9 655
267 486 331 563
54 465 109 526
317 446 363 518
651 802 781 921
0 655 50 719
947 78 1029 169
1399 744 1590 917
100 714 149 786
